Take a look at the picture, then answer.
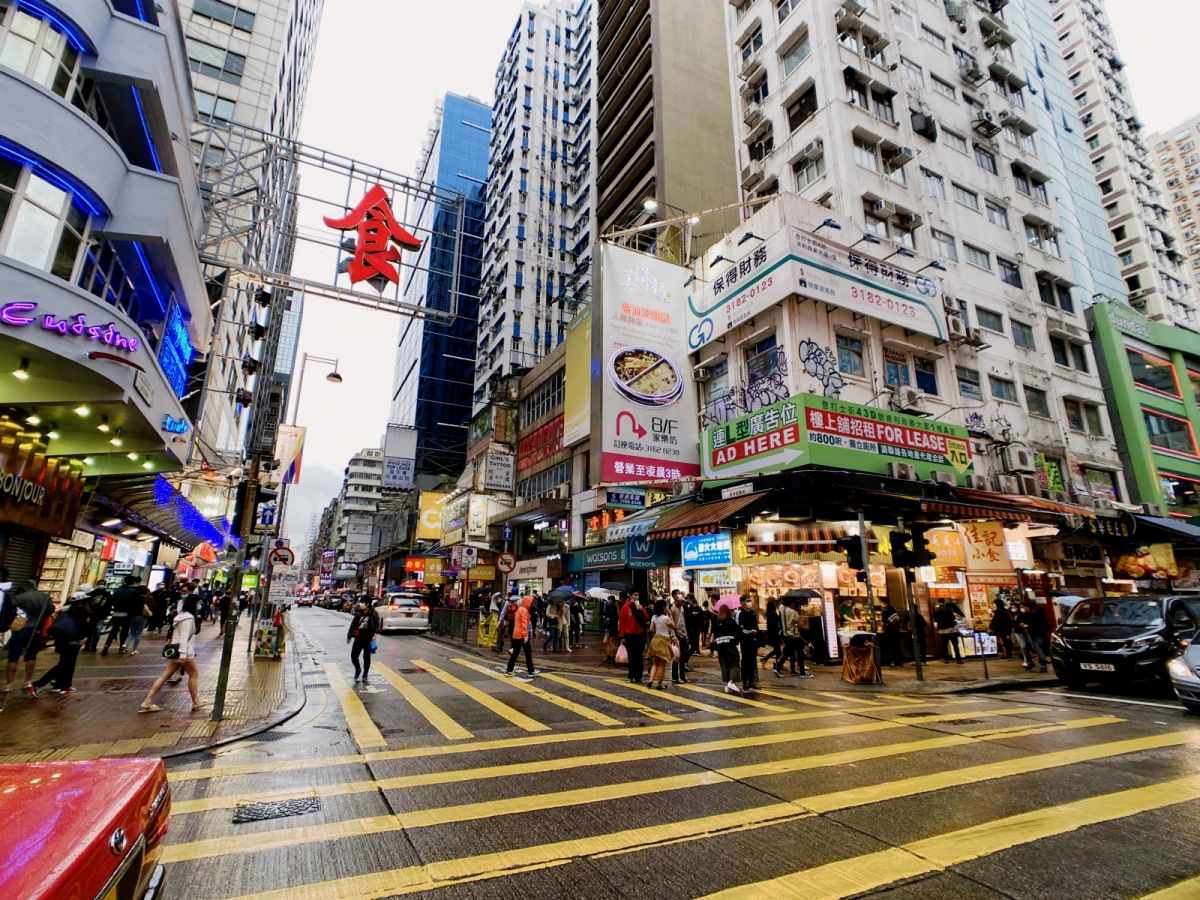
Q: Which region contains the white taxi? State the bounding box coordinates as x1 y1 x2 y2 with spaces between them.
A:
374 594 429 634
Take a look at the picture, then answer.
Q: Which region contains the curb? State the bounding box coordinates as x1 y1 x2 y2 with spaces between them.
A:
423 632 1061 694
160 637 307 760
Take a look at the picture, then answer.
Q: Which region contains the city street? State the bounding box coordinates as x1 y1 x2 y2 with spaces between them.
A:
158 607 1200 900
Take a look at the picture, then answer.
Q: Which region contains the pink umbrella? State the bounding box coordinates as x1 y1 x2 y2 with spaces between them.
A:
714 594 741 613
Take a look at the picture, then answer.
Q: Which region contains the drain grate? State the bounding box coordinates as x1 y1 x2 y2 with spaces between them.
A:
251 731 295 743
396 667 425 675
233 796 320 824
304 681 331 689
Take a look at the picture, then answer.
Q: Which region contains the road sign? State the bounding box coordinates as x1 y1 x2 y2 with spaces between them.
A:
496 552 516 574
267 546 295 568
502 524 513 541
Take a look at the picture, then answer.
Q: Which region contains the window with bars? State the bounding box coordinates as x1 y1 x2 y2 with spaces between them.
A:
520 369 565 429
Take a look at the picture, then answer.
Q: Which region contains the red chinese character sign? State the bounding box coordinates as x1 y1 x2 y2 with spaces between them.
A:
324 185 421 286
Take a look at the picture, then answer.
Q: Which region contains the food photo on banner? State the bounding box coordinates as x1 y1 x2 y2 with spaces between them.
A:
594 244 701 484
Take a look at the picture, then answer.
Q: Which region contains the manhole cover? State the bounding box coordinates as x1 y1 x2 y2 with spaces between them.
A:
252 731 295 743
233 797 320 824
397 667 425 675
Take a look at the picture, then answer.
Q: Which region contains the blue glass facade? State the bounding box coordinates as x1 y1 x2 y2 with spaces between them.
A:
390 93 491 476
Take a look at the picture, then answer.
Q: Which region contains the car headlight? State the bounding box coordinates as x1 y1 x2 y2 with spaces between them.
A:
1167 657 1195 679
1050 633 1066 649
1131 634 1165 648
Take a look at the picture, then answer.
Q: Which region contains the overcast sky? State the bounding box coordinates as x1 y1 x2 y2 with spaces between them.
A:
281 0 1200 545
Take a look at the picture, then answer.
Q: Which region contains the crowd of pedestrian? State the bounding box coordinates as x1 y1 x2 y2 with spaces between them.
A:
0 567 246 712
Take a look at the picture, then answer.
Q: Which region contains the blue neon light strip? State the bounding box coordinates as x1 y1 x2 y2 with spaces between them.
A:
133 243 167 313
154 475 241 550
0 138 105 216
132 87 161 173
15 0 93 53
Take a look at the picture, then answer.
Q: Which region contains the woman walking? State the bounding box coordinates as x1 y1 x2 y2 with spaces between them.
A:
347 600 380 684
990 598 1014 660
760 600 781 669
140 594 207 713
646 599 676 690
505 596 538 677
711 605 742 694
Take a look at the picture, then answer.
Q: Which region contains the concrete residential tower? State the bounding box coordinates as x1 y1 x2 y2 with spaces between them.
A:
476 0 598 408
711 0 1131 507
1149 114 1200 296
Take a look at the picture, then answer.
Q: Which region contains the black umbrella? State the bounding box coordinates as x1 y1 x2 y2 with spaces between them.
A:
780 589 822 602
547 586 578 597
600 582 634 592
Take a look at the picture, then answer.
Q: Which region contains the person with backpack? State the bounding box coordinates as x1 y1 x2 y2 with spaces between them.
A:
4 579 53 694
140 593 207 713
505 595 539 677
495 593 518 653
30 590 91 696
102 575 138 655
81 584 111 652
347 600 380 684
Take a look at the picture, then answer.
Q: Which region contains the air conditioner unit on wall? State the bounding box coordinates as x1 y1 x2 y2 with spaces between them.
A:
888 462 918 481
693 367 713 383
1042 490 1068 503
893 386 925 412
555 484 570 500
1019 474 1040 495
992 474 1021 494
874 199 898 218
948 315 969 340
965 474 992 490
930 471 957 485
1003 446 1037 474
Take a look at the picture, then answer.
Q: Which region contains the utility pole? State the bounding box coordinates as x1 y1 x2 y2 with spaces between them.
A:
211 451 260 721
897 516 924 683
858 510 883 685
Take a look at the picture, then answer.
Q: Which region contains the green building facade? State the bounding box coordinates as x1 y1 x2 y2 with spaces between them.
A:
1089 302 1200 518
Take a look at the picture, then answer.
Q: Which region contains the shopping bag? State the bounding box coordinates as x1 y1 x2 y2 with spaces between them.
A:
671 642 680 661
615 642 629 664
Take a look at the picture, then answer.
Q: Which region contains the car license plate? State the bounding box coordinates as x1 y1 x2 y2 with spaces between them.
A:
1080 662 1115 672
404 612 413 618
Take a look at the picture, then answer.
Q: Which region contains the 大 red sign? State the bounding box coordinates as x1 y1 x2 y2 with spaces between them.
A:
324 185 421 285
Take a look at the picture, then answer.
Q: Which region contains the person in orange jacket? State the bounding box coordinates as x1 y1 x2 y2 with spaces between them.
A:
505 595 539 677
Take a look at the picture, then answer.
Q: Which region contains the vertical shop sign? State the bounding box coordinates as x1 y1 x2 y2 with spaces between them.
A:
563 307 592 446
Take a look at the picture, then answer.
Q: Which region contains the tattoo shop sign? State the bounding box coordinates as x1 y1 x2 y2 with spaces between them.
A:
701 392 973 481
686 220 944 351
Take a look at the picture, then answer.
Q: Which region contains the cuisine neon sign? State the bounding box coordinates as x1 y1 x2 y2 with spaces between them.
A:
1 302 140 353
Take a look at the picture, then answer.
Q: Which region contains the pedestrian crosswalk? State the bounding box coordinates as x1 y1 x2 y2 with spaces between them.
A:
159 645 1200 900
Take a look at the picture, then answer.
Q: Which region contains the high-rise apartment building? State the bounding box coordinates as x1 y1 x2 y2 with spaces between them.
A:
1051 0 1195 327
1149 114 1200 295
333 447 383 573
712 0 1129 506
389 93 491 477
595 0 739 241
475 1 598 410
180 0 324 461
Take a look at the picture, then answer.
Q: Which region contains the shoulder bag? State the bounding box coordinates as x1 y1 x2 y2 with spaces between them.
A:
162 617 181 659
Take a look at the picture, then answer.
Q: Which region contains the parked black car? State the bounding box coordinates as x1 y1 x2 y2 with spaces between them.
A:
1050 596 1200 689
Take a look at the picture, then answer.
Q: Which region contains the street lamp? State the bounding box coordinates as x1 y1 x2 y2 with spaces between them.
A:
290 352 342 425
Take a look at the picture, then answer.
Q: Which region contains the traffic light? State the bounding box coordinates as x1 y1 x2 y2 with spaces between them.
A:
836 535 865 570
911 527 934 567
891 532 914 568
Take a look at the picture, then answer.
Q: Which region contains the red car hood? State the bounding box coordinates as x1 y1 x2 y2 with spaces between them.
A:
0 758 169 899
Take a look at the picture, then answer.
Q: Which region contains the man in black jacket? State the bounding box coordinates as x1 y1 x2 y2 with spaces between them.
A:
1018 599 1050 672
738 595 760 692
102 576 140 655
880 599 903 667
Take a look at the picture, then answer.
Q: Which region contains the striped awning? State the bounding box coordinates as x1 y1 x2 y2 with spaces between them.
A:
745 521 879 555
647 492 769 541
922 500 1032 523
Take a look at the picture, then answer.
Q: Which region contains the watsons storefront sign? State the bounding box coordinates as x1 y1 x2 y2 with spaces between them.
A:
1 472 45 507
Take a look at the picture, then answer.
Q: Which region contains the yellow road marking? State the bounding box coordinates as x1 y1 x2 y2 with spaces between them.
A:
814 691 885 706
211 733 1196 898
167 701 982 783
1140 876 1200 899
281 688 327 733
878 694 931 704
170 706 1049 816
538 672 680 722
322 664 386 750
703 772 1200 899
374 663 473 741
412 659 548 732
450 658 621 727
743 687 842 708
676 684 789 711
607 679 742 717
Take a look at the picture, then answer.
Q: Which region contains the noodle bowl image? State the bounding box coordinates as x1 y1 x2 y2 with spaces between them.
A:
609 347 684 406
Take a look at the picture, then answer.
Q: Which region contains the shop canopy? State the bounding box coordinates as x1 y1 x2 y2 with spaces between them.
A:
1133 515 1200 544
956 488 1098 519
921 499 1034 523
648 492 770 541
605 500 693 542
744 521 879 555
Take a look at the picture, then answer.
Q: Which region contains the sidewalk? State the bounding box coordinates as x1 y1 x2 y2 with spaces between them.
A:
428 624 1060 695
0 614 304 761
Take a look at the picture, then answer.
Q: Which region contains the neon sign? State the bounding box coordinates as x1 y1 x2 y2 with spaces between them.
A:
157 303 193 398
162 415 189 434
324 185 421 285
0 302 140 352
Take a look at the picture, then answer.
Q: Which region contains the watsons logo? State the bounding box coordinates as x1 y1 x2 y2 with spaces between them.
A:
1108 308 1152 339
1 472 46 508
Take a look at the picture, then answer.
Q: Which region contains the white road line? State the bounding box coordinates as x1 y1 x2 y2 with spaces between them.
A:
1033 690 1186 711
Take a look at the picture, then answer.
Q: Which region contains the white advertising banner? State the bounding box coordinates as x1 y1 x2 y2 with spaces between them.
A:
484 452 515 492
383 457 414 490
595 244 701 483
686 216 946 352
269 564 301 599
383 425 417 490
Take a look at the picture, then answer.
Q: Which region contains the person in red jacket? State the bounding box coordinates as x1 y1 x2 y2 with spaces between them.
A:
618 591 650 684
505 595 539 677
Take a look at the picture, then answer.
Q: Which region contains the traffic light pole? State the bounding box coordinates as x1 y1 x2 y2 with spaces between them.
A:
857 511 883 684
897 517 924 683
211 451 260 722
